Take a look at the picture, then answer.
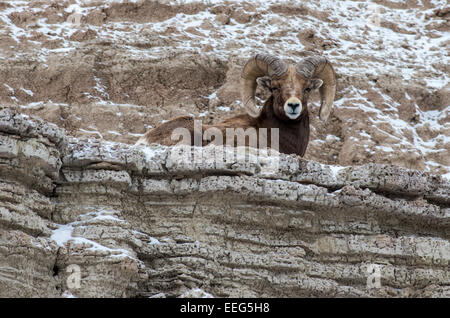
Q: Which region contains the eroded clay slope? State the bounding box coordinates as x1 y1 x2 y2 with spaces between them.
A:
0 0 448 176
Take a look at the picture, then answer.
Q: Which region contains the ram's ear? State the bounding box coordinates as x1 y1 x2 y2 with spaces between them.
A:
256 76 272 90
311 78 323 90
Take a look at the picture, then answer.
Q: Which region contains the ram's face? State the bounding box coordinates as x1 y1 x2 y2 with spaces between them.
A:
259 67 323 121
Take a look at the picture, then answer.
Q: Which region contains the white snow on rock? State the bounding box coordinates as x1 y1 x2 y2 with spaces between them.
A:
50 210 137 260
179 288 215 298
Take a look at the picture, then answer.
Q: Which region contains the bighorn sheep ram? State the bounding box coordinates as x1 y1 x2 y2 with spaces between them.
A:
137 54 336 157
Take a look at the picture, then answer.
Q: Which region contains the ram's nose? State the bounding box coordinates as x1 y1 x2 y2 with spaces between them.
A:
287 102 300 111
284 97 302 119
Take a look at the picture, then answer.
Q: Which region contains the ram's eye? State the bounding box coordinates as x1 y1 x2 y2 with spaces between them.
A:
305 87 311 92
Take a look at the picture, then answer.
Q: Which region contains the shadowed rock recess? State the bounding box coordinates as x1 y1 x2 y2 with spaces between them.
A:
0 107 448 298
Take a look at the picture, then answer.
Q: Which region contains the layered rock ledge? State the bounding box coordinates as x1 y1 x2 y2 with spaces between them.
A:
0 107 448 298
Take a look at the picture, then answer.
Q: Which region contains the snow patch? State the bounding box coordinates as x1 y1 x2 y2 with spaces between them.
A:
178 288 214 298
20 88 34 96
140 145 167 162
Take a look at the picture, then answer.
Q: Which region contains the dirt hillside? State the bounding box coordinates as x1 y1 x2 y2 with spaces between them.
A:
0 0 449 175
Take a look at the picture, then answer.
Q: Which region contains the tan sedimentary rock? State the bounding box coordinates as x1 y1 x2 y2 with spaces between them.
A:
0 107 448 298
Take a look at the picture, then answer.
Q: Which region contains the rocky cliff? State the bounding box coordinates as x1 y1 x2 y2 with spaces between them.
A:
0 0 449 298
1 106 448 297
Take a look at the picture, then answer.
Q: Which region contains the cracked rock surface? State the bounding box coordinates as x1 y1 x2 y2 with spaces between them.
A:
1 107 448 298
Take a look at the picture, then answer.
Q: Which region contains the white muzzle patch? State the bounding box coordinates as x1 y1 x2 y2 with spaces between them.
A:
284 97 302 120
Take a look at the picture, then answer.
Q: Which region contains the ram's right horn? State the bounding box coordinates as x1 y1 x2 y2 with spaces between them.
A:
241 54 288 118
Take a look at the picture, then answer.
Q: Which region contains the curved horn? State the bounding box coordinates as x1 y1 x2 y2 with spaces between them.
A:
296 56 336 121
241 54 288 118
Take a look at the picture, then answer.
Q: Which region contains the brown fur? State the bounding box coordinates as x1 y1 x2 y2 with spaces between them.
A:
139 67 317 156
